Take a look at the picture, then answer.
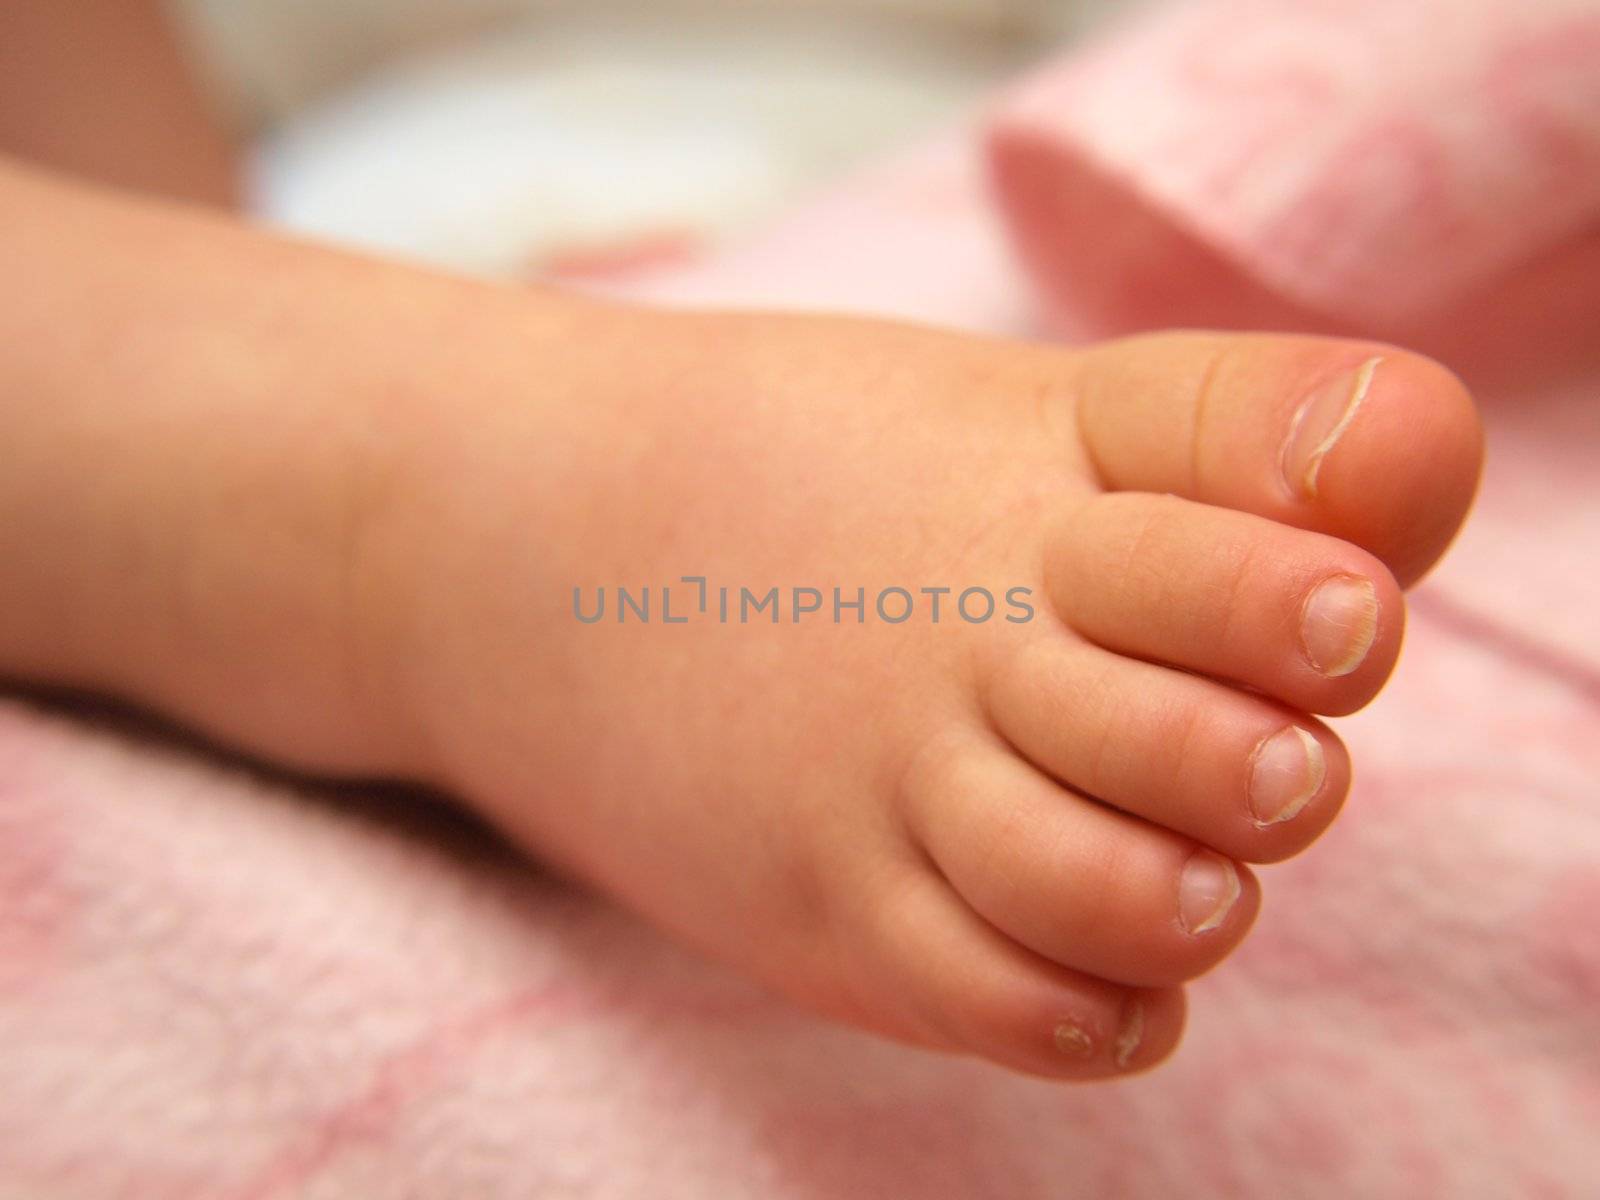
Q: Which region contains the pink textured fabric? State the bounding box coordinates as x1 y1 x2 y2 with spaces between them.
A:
5 2 1600 1196
989 0 1600 352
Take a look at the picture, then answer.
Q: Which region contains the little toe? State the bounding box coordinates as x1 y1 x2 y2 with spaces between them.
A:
1068 332 1483 585
1046 491 1405 716
852 862 1186 1079
985 634 1349 863
898 737 1260 989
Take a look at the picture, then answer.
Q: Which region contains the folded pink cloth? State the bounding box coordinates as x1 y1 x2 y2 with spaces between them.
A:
5 2 1600 1196
989 0 1600 364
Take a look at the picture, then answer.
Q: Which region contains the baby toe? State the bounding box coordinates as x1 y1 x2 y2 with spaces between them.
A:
897 738 1260 990
850 861 1187 1080
1068 332 1483 586
985 634 1349 863
1045 491 1405 716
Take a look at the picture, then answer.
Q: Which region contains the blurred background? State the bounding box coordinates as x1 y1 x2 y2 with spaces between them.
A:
171 0 1151 275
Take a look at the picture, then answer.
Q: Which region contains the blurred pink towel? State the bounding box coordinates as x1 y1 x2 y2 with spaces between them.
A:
992 0 1600 343
4 1 1600 1196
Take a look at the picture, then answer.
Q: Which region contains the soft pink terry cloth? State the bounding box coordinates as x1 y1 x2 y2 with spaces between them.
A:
989 0 1600 362
5 3 1600 1198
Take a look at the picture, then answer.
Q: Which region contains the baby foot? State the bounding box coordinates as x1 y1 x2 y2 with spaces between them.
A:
377 309 1481 1079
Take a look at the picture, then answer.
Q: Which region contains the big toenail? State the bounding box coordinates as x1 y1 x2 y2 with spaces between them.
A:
1053 1021 1095 1059
1281 356 1382 499
1300 575 1379 677
1178 851 1240 935
1114 999 1145 1068
1247 726 1326 826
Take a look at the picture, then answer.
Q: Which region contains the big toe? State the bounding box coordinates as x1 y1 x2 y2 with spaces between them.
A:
1065 332 1484 586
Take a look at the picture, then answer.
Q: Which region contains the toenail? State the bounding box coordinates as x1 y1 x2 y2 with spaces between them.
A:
1281 356 1383 499
1300 575 1379 677
1178 850 1240 935
1247 726 1326 826
1053 1021 1095 1059
1114 999 1144 1068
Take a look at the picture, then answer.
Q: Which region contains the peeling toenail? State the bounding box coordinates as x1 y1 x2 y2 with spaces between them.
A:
1281 356 1382 499
1300 575 1379 677
1114 999 1145 1068
1178 850 1240 935
1247 726 1326 826
1053 1021 1095 1059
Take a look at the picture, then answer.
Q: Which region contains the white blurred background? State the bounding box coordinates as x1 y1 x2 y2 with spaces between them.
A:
171 0 1149 275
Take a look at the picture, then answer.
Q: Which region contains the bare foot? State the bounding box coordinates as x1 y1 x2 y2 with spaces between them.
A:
377 309 1481 1079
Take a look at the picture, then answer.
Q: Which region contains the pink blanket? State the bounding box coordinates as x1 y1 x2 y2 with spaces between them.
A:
6 1 1600 1195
